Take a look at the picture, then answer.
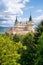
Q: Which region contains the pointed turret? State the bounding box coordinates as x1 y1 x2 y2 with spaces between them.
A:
29 12 32 21
15 16 18 25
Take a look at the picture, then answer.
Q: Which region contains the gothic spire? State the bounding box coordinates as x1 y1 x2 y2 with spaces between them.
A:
29 12 32 21
15 16 18 25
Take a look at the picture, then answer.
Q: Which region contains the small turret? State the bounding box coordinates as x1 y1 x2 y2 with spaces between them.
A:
15 16 18 25
29 12 32 21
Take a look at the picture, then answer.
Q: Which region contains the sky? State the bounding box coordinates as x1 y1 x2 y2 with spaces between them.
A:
0 0 43 27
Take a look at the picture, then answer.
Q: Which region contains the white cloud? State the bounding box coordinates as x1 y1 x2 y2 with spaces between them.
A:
29 6 34 9
23 0 30 4
36 9 43 13
3 0 30 14
34 15 43 21
0 0 30 27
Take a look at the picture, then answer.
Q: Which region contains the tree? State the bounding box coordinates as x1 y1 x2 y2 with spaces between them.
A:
21 33 34 46
13 34 22 43
36 20 43 36
20 33 37 65
34 20 43 44
0 34 22 65
35 33 43 65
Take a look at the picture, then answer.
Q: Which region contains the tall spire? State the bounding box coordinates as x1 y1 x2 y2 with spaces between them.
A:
15 16 18 25
29 12 32 21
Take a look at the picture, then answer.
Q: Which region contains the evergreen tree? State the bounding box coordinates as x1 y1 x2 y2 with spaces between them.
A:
20 33 36 65
13 34 21 42
34 20 43 44
35 33 43 65
21 33 34 46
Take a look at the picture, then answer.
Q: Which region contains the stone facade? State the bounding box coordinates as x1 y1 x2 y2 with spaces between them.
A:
6 15 35 35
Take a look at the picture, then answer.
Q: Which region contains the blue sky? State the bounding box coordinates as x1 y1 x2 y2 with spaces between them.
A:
0 0 43 27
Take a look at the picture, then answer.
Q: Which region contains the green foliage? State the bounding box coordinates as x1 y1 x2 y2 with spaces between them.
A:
0 34 22 65
0 34 29 65
13 34 22 42
20 33 36 65
36 20 43 34
21 33 34 46
20 44 37 65
35 33 43 65
0 33 37 65
0 20 43 65
34 20 43 44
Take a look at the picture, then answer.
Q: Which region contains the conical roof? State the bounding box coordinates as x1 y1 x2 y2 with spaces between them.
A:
15 16 18 25
29 13 32 21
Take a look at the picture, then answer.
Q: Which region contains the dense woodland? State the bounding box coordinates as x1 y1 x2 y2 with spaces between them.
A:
0 20 43 65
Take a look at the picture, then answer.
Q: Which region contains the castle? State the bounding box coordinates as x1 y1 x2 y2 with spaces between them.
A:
6 14 35 35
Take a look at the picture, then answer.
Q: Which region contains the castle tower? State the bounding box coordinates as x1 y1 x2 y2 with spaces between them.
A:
27 13 34 32
15 16 18 25
29 12 32 21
